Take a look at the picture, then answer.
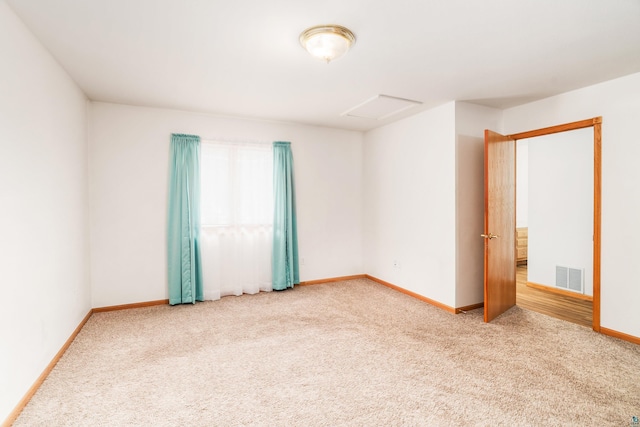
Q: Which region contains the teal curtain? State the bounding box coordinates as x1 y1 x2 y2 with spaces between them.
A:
167 134 203 304
272 141 299 290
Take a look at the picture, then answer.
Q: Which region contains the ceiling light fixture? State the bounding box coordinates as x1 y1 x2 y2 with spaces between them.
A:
299 25 356 63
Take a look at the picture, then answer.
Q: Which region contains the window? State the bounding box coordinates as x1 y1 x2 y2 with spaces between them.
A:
201 142 273 227
200 141 273 300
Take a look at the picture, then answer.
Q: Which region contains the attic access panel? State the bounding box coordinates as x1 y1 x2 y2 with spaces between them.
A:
342 95 422 120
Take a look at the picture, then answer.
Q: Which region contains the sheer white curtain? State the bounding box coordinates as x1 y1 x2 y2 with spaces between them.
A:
200 140 273 300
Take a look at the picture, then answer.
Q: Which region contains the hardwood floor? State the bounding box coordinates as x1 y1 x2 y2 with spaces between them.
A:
516 265 592 328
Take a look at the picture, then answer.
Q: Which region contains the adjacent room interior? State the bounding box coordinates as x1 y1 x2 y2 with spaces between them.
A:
515 130 595 327
2 0 640 425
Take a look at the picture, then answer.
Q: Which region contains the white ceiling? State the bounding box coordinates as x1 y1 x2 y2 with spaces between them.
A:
6 0 640 131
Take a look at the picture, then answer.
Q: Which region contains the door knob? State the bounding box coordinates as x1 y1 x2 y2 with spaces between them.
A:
481 233 499 239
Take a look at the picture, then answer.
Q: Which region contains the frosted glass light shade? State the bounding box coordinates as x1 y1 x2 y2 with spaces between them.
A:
300 25 356 63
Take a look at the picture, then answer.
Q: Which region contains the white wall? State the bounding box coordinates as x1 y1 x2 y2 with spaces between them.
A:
503 72 640 338
516 140 529 227
527 129 593 296
0 1 90 422
455 135 485 307
363 102 457 307
455 103 503 307
89 102 363 307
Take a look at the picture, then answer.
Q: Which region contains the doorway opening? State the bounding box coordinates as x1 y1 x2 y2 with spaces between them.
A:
514 130 594 328
483 117 601 331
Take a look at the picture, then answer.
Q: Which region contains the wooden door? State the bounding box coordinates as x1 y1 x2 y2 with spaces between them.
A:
483 130 516 322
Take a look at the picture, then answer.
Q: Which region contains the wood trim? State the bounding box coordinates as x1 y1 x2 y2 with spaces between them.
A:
365 275 456 314
299 275 366 286
526 281 593 301
483 130 490 321
508 117 602 140
2 310 93 427
455 302 484 313
600 327 640 346
92 299 169 313
592 121 602 332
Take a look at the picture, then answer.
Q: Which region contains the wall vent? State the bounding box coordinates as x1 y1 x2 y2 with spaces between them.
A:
555 266 584 293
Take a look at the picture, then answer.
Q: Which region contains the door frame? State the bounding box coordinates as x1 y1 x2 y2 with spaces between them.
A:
507 117 602 331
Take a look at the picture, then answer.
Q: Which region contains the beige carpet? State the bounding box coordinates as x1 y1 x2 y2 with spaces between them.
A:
14 279 640 426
